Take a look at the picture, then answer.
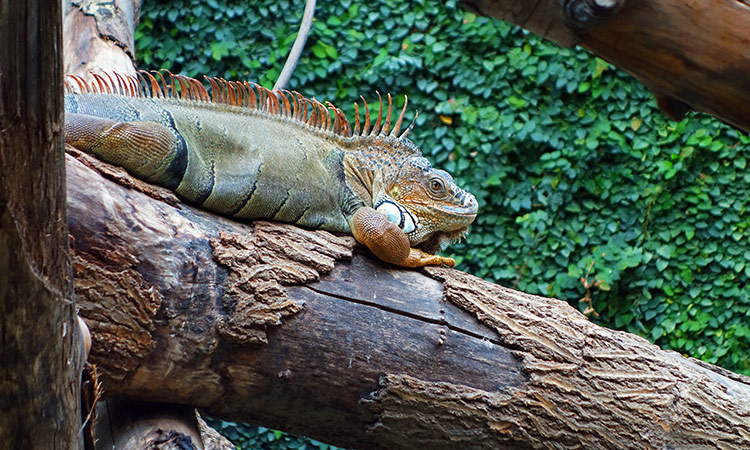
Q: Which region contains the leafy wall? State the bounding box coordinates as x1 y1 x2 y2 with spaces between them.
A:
136 0 750 442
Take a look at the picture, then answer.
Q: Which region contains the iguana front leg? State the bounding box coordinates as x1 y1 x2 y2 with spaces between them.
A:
350 207 455 268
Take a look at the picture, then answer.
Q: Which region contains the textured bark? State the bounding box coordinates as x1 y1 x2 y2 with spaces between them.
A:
67 149 750 450
197 415 236 450
63 0 140 77
0 0 83 448
461 0 750 132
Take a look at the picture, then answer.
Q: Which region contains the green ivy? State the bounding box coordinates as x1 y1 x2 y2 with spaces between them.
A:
137 0 750 446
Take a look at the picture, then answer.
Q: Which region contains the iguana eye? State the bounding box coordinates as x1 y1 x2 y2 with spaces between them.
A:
428 176 447 197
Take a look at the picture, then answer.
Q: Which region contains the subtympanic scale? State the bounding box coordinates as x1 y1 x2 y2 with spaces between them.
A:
376 200 417 233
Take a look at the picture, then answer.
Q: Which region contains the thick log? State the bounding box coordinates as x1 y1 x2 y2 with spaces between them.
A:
67 149 750 449
459 0 629 44
461 0 750 132
0 0 83 448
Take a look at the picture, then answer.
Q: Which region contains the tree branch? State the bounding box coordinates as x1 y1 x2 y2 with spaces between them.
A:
462 0 750 132
63 0 139 77
94 398 234 449
67 150 750 449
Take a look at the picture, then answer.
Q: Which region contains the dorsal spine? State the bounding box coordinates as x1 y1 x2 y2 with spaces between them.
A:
64 70 417 142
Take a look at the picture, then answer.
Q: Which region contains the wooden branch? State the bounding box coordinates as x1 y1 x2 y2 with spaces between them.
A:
63 0 139 77
0 1 83 448
564 0 625 31
459 0 581 47
461 0 750 132
67 150 750 449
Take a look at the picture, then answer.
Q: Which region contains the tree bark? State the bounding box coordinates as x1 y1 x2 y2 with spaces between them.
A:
67 149 750 450
0 0 84 448
460 0 750 132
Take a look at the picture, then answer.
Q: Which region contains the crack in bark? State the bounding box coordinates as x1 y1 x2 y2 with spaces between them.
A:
304 283 506 346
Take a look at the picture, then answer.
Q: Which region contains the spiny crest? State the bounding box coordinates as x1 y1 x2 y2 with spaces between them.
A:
64 70 418 140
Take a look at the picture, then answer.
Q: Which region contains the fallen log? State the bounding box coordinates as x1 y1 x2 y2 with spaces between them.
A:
67 149 750 449
461 0 750 132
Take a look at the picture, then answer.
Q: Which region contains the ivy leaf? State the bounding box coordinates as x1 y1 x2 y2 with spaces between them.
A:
656 245 674 259
209 42 231 60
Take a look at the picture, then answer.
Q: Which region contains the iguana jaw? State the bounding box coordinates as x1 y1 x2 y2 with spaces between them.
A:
404 201 477 249
418 228 471 254
371 194 474 253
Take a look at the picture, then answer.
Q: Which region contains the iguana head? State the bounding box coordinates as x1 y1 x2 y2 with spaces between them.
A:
375 155 478 253
340 94 477 253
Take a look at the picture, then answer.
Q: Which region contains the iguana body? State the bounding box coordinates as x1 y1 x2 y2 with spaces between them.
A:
64 72 477 267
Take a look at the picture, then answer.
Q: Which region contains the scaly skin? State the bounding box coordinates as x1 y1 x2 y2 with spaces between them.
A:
64 72 477 267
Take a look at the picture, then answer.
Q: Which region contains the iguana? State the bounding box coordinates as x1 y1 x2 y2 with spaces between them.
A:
64 71 477 268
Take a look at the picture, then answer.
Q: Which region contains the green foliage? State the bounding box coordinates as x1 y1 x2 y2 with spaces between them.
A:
137 0 750 442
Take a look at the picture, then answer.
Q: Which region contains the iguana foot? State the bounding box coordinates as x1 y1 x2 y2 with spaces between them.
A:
403 248 455 268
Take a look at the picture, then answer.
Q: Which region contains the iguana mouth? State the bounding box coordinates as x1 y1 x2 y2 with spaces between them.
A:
418 228 469 254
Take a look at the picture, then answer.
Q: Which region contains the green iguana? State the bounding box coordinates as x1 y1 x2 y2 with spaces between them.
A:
64 71 477 268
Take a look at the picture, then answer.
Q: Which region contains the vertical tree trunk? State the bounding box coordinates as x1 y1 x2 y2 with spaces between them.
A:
0 0 83 448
